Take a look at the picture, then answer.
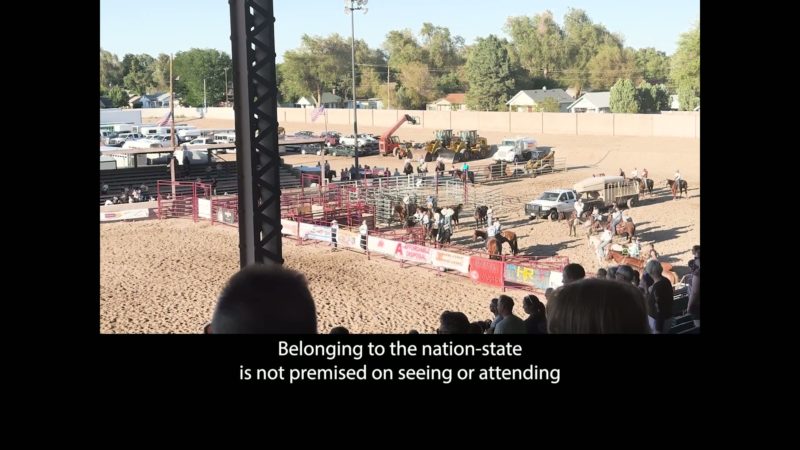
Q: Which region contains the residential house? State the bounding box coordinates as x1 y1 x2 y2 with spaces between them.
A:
565 87 581 99
296 92 343 108
344 98 384 109
100 96 114 108
567 92 611 113
128 95 142 108
506 88 574 112
427 93 468 111
140 93 171 108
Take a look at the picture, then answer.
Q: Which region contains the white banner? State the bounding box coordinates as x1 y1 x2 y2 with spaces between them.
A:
549 271 564 289
398 243 433 265
100 208 150 222
337 229 365 251
281 219 299 236
198 198 212 219
298 222 332 242
367 236 401 257
431 249 471 273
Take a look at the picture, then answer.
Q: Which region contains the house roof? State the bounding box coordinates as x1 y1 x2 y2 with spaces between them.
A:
128 95 142 103
320 92 341 104
567 92 611 111
142 94 161 101
506 89 574 106
565 87 580 99
100 96 113 108
296 96 314 105
441 93 466 104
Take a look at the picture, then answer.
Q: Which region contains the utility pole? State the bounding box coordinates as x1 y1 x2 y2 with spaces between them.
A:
387 63 390 109
169 54 176 199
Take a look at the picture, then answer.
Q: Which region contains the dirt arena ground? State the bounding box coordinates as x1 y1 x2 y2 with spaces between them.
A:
100 117 699 334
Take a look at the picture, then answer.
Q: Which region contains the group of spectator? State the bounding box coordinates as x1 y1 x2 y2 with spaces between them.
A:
204 247 699 334
103 184 150 206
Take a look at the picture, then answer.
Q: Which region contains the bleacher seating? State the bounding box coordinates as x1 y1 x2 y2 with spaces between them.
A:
100 160 302 205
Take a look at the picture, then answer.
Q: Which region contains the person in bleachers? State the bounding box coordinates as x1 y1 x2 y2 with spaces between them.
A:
687 247 700 328
562 263 586 284
644 259 673 333
596 268 607 279
614 265 634 284
207 263 317 334
547 279 651 334
437 311 471 334
522 295 547 334
492 295 527 334
329 326 350 334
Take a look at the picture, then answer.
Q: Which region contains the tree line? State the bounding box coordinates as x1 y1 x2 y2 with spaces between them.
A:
100 8 699 112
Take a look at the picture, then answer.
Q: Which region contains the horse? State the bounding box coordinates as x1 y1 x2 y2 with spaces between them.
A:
499 230 519 256
403 162 414 176
636 177 654 196
435 160 445 175
616 220 636 243
444 204 463 230
474 205 488 228
666 179 688 199
486 237 502 260
606 250 678 284
390 203 416 227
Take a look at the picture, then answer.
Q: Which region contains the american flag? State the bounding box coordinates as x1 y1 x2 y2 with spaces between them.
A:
311 105 325 122
156 110 173 127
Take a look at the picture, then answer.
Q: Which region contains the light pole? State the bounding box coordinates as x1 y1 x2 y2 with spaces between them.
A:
345 0 367 180
203 78 207 111
224 68 230 106
170 54 177 199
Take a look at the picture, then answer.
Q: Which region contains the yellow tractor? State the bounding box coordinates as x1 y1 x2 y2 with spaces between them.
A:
453 130 490 162
422 129 454 162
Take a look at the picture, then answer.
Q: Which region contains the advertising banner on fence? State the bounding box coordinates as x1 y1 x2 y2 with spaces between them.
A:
298 222 332 243
367 236 400 257
281 219 299 236
431 250 471 274
197 198 211 219
217 207 236 224
469 256 505 287
337 229 364 251
398 243 433 265
100 208 150 222
504 263 551 290
549 271 563 289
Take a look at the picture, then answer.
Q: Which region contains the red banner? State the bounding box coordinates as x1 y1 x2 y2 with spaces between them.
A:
469 256 505 287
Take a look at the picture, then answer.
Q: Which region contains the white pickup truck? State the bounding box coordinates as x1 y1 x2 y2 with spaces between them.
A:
524 188 578 220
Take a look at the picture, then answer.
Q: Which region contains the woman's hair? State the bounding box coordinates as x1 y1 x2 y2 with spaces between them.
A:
547 279 651 334
523 295 546 318
645 259 663 277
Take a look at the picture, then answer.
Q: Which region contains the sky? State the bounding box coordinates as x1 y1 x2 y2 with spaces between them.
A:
100 0 699 61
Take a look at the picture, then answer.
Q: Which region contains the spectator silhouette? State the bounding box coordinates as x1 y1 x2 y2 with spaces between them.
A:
437 311 471 334
208 264 317 334
493 295 526 334
330 326 350 335
547 279 651 334
562 263 586 284
523 295 547 334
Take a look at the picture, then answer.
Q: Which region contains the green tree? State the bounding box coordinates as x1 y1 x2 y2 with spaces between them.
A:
108 86 128 108
533 97 561 112
636 81 656 113
150 54 171 92
587 44 637 90
280 34 368 105
173 48 232 107
677 84 699 111
670 22 700 110
610 79 639 113
505 11 565 80
121 53 156 95
634 47 670 84
100 48 123 89
397 62 440 109
654 84 671 111
560 8 621 91
465 35 515 111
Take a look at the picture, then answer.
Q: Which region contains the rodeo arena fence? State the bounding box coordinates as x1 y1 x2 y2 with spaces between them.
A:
154 173 569 294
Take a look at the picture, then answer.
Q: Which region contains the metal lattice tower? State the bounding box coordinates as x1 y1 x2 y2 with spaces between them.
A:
230 0 282 266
